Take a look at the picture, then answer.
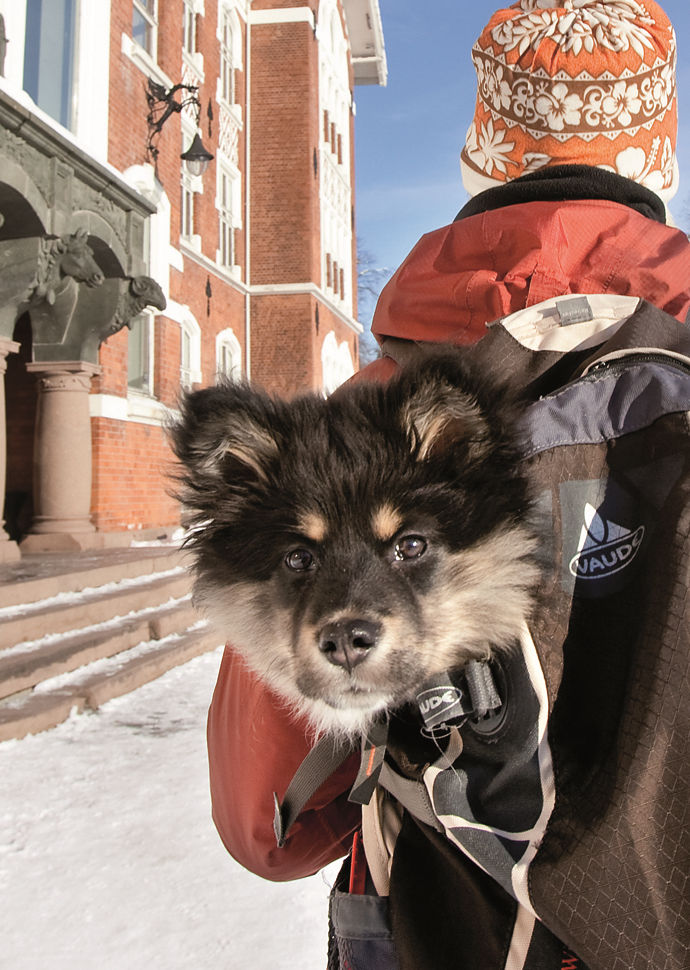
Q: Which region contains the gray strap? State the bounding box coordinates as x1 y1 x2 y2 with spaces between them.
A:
465 659 501 719
273 730 444 848
273 735 356 847
377 762 444 833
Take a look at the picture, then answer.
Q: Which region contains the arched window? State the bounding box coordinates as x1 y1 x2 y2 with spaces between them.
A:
321 331 354 395
216 328 242 382
220 8 236 104
218 4 242 106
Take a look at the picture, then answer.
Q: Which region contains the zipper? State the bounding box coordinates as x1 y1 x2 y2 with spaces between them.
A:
584 351 690 380
542 351 690 399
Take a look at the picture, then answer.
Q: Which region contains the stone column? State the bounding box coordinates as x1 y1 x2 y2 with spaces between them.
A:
0 337 21 562
20 361 101 553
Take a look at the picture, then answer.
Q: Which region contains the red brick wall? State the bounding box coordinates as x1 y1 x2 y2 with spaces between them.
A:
108 0 152 176
250 292 359 395
80 0 361 536
93 329 128 397
91 418 179 532
250 293 316 393
250 19 319 284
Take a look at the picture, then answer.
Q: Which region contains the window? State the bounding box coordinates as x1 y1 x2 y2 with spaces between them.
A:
183 1 197 56
132 0 157 57
127 313 154 394
24 0 77 128
180 327 193 389
181 172 195 240
216 329 242 382
219 7 239 105
218 168 235 268
321 331 354 395
180 315 202 389
318 0 353 314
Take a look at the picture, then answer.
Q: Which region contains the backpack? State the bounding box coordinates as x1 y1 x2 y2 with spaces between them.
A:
275 294 690 970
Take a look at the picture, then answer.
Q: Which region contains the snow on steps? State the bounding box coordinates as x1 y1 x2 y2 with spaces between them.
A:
0 546 223 742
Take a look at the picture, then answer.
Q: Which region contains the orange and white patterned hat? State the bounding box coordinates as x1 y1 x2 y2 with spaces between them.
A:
460 1 678 202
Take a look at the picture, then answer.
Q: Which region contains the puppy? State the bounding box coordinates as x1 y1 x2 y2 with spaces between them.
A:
170 351 540 737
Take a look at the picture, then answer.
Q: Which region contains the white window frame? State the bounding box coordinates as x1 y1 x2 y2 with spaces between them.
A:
127 311 156 396
183 0 198 56
17 1 110 157
220 10 235 105
317 0 353 314
321 331 354 395
218 5 242 107
218 172 235 269
180 314 202 389
216 159 241 271
181 171 195 241
132 0 158 60
216 328 242 382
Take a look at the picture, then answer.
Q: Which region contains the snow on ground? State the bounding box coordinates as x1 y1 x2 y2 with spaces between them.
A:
0 648 341 969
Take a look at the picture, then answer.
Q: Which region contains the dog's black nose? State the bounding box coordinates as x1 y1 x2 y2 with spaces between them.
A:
318 619 380 671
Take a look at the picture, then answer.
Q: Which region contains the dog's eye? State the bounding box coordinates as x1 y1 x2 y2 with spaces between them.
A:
285 548 315 571
394 536 427 561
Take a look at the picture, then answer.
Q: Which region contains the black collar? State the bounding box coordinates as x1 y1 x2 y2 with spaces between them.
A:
455 165 666 225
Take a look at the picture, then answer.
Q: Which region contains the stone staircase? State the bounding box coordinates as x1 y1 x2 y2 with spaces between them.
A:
0 546 223 742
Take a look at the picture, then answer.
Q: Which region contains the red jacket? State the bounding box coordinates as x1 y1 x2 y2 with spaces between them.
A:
207 198 690 880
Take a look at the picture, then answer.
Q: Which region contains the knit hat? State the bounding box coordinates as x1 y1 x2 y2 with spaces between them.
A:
460 1 678 203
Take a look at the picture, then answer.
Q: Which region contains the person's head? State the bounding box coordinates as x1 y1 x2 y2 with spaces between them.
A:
460 0 678 205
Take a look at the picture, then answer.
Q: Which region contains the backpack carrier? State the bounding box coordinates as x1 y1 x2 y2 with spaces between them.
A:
275 294 690 970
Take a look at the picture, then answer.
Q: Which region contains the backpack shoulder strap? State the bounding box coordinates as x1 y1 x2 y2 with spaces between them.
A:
273 735 356 847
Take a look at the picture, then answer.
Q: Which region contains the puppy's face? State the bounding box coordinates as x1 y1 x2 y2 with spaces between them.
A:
171 354 540 737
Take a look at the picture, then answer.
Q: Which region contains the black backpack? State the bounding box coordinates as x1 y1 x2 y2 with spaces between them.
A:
276 295 690 970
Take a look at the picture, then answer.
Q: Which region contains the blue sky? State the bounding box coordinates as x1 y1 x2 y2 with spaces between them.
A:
354 0 690 315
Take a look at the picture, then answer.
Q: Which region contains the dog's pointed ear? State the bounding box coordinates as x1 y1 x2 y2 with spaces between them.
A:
171 383 280 489
398 356 495 463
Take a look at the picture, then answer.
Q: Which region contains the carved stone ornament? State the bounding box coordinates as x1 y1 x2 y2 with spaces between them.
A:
1 127 51 202
113 275 167 334
37 372 93 394
26 229 105 307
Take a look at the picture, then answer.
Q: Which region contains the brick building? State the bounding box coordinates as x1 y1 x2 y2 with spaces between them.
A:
0 0 387 557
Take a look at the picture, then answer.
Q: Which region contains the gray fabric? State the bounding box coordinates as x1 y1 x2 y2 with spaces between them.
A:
522 360 690 458
331 891 395 940
378 762 443 834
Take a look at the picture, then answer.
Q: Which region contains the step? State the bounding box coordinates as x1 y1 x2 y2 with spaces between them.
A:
0 545 190 610
0 568 193 650
0 596 199 700
0 688 87 743
0 623 223 742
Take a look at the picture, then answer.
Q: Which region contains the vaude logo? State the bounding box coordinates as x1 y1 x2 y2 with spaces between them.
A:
569 503 645 579
419 688 460 717
417 684 466 729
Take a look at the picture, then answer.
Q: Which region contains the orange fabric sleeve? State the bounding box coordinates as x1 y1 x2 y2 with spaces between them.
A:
207 646 361 881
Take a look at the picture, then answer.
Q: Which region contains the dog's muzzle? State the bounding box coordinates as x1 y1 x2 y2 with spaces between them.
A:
318 618 381 672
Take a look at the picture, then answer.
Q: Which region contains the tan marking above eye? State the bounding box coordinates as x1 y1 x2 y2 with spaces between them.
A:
372 504 403 542
297 511 328 543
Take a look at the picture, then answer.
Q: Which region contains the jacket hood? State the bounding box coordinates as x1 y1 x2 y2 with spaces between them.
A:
372 199 690 348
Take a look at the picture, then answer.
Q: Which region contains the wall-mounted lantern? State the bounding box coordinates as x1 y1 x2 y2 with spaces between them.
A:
145 78 214 176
